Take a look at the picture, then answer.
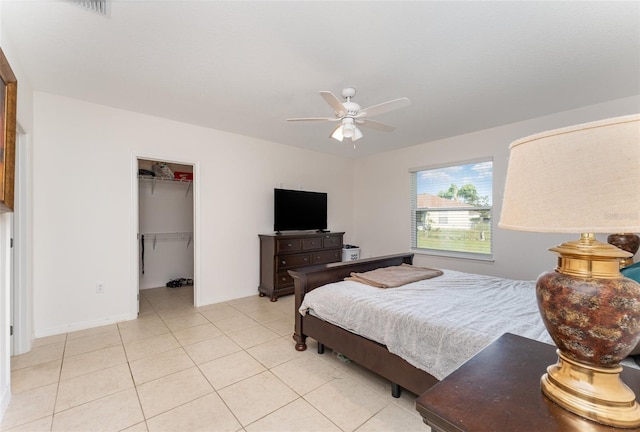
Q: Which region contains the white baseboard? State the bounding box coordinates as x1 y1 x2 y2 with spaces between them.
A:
34 313 137 338
0 383 11 425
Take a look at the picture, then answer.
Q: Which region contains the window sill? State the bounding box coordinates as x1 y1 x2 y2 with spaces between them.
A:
411 248 495 263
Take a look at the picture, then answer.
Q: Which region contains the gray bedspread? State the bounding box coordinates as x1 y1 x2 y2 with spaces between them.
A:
299 269 555 380
299 269 640 378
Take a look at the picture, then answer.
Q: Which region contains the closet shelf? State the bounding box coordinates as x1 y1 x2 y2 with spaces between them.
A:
139 232 193 249
138 175 192 196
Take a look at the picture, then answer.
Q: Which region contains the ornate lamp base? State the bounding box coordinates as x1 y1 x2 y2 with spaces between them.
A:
541 351 640 428
536 234 640 428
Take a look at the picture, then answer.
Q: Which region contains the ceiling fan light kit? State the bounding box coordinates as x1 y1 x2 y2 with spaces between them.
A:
331 118 362 142
287 87 410 145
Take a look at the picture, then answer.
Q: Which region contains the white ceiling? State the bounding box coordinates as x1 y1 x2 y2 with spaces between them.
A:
2 1 639 159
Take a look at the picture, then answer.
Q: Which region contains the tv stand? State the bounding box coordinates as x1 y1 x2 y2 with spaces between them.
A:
258 232 344 301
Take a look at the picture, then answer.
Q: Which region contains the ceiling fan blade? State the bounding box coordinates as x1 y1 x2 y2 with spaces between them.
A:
356 119 396 132
360 97 410 118
319 91 346 117
287 117 340 122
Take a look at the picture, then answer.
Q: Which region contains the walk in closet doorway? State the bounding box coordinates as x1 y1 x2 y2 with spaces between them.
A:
137 158 195 308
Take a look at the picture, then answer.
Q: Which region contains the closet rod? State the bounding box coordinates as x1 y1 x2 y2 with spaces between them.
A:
138 175 192 196
138 232 193 250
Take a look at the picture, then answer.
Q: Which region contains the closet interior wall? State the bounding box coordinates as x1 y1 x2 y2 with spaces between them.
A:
138 159 194 290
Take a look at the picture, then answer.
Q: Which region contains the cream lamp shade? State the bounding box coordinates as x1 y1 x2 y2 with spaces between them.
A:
499 114 640 234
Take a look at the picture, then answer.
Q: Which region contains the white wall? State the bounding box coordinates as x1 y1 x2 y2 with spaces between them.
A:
31 92 355 337
0 20 35 421
353 95 640 281
138 177 194 289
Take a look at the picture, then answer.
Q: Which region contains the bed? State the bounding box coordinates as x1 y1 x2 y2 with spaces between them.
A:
290 253 638 398
291 254 440 396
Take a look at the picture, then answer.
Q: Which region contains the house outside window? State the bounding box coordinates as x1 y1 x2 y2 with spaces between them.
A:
411 159 493 260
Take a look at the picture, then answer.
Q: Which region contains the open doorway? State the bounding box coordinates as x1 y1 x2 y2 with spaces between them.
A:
135 158 196 311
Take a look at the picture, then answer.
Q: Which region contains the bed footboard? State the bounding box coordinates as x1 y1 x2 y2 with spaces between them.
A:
289 253 413 351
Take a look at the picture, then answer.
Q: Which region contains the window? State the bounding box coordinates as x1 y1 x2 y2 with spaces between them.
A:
411 159 493 259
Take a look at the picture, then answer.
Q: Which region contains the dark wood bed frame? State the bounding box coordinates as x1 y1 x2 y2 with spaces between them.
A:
289 253 439 398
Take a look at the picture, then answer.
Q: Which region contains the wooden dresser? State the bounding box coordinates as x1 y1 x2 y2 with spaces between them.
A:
258 232 344 301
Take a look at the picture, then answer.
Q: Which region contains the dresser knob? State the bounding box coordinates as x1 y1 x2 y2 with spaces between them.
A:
304 257 308 261
287 243 292 247
282 277 286 281
282 260 286 265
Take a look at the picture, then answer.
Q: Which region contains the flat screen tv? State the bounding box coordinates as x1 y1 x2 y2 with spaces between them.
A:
274 188 327 233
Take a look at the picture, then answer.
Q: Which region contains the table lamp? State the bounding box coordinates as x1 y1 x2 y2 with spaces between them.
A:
499 114 640 428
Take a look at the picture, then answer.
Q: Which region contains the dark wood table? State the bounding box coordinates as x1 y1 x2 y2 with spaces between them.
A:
415 333 640 432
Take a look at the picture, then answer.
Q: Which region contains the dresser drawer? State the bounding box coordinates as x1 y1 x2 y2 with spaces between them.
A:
312 249 341 264
276 238 302 253
302 238 323 250
275 271 294 288
277 253 311 269
323 235 343 249
259 232 345 301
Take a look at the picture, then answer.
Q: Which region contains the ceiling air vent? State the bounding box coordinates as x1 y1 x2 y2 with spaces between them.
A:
70 0 110 17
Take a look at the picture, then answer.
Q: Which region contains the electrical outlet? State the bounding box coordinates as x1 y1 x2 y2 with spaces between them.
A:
96 282 105 294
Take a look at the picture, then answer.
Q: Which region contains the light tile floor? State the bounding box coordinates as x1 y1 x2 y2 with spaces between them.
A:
2 286 429 432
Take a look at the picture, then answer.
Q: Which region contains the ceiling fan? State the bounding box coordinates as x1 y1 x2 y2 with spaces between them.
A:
287 87 411 143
